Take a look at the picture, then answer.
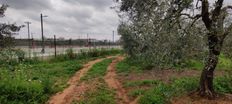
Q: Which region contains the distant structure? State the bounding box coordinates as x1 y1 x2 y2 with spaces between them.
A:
13 38 120 48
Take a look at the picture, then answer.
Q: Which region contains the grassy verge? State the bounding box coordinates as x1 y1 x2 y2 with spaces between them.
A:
50 48 122 62
0 49 121 104
137 75 232 104
116 58 142 74
81 58 113 81
0 59 83 104
117 54 232 72
138 77 198 104
75 58 116 104
183 54 232 70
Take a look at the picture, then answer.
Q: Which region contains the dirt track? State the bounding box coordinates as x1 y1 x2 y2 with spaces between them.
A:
48 58 105 104
104 56 138 104
48 56 230 104
48 56 139 104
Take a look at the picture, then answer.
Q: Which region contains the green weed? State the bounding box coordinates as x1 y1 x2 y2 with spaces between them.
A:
139 76 232 104
75 79 116 104
124 80 160 88
75 58 116 104
116 58 142 74
81 58 113 81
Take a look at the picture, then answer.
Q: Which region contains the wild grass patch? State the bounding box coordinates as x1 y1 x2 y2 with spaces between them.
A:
81 58 113 81
139 75 232 104
75 58 116 104
0 49 120 104
74 79 116 104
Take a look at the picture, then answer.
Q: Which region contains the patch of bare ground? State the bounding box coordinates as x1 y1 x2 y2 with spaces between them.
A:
105 56 139 104
72 78 102 102
117 69 226 101
119 69 225 84
48 57 111 104
171 92 232 104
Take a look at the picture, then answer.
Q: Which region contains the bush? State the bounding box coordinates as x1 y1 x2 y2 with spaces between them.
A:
51 48 122 62
0 49 19 66
66 48 76 59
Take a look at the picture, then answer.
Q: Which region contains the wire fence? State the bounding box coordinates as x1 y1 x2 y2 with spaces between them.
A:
15 45 121 58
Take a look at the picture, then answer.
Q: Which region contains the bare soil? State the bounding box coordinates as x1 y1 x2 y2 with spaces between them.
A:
118 69 225 84
171 92 232 104
117 68 227 101
72 78 102 102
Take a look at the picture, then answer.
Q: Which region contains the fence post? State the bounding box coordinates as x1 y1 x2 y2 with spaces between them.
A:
54 35 57 57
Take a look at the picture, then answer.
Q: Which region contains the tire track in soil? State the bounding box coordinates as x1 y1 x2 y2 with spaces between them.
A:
48 57 111 104
104 56 138 104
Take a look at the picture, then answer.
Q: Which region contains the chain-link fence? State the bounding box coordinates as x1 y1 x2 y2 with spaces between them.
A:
15 45 121 58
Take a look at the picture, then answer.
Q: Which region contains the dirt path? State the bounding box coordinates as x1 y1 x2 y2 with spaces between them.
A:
104 56 138 104
48 58 108 104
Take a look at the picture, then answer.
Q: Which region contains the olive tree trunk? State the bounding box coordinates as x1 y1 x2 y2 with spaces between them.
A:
199 0 228 98
199 34 223 98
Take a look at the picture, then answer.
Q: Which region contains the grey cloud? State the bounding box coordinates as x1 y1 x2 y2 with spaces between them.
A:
66 0 113 10
0 0 120 40
1 0 52 11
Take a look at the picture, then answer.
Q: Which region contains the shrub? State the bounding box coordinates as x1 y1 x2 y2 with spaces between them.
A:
66 48 76 59
14 49 25 62
51 48 122 62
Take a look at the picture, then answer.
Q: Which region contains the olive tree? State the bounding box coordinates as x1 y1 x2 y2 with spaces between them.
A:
197 0 232 98
117 0 232 98
117 0 206 67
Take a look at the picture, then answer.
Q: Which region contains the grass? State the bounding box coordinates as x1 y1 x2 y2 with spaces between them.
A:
217 54 232 70
116 54 232 74
50 48 122 62
138 75 232 104
128 89 146 98
74 58 116 104
116 58 142 74
0 59 84 104
184 54 232 70
0 49 121 104
74 79 116 104
123 80 160 88
81 58 113 81
115 55 232 104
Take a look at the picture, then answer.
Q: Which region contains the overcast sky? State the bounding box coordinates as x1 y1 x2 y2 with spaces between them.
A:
0 0 120 41
0 0 231 41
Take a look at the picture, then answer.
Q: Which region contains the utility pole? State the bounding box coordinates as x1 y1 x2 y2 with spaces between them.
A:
25 21 31 58
40 13 48 54
54 35 57 57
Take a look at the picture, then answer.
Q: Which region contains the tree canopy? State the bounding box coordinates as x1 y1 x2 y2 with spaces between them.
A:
0 4 23 48
117 0 232 98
